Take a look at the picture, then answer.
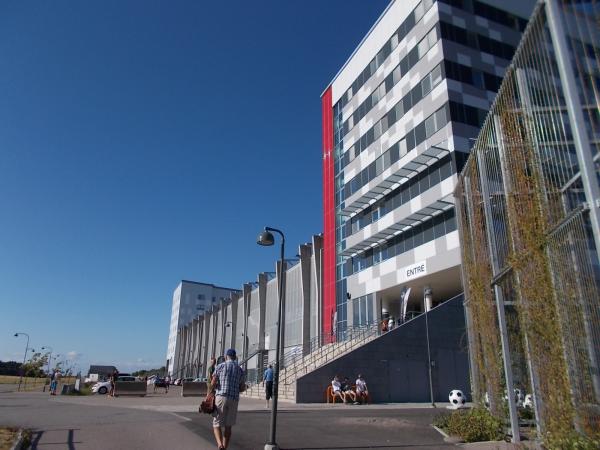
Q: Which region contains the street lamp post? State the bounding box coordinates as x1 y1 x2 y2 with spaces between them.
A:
14 332 30 392
41 346 54 380
257 226 285 450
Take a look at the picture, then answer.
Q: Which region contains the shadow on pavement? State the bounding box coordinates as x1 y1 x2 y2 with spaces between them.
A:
30 428 80 450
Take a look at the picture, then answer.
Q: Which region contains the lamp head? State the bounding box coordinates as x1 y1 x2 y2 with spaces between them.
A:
257 229 275 246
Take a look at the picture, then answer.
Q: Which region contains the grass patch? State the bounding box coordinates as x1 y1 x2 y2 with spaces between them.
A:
433 407 505 443
0 375 76 392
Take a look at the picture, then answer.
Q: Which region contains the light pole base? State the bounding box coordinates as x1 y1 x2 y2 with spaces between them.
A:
264 444 279 450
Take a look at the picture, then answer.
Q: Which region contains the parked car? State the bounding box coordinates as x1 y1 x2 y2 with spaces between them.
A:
91 376 136 394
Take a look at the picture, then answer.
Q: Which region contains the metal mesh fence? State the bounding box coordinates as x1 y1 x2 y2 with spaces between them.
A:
455 0 600 442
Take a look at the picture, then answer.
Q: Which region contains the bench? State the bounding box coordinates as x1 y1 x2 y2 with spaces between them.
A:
325 385 371 404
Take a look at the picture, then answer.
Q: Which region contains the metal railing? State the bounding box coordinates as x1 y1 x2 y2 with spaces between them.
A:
274 322 381 386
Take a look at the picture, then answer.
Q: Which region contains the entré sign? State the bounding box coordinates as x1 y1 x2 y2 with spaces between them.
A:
402 261 427 281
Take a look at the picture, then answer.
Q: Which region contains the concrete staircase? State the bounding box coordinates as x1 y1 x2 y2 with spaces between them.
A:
242 324 380 402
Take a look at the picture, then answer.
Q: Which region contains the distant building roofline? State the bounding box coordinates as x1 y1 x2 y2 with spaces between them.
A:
180 279 241 292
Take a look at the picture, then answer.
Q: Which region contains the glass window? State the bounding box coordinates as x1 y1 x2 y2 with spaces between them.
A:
383 151 391 169
375 156 384 175
428 27 438 48
404 231 414 252
360 298 367 326
391 33 399 50
419 173 430 193
440 159 453 180
414 2 425 22
423 221 434 243
446 212 457 232
390 144 400 164
414 122 426 144
406 130 416 150
424 114 436 137
393 66 402 85
429 165 441 186
373 248 381 265
399 138 408 157
413 224 424 247
418 38 429 59
435 107 448 131
434 213 445 238
431 64 442 85
422 74 432 96
410 179 420 198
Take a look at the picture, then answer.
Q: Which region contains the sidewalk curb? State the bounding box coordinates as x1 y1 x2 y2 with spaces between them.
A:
9 429 25 450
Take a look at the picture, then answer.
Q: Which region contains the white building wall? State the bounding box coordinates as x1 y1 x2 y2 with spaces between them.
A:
166 280 240 376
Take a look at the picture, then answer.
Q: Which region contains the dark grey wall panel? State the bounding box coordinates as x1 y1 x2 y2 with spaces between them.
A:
296 296 469 403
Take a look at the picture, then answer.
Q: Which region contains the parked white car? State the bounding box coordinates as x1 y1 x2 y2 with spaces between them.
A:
91 376 136 394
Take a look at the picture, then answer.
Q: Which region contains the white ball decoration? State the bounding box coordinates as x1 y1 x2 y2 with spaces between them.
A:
449 389 466 409
514 388 524 407
524 394 534 409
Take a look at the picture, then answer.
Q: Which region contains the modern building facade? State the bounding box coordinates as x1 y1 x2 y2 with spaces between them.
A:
166 280 241 376
171 235 324 381
455 0 600 440
321 0 536 338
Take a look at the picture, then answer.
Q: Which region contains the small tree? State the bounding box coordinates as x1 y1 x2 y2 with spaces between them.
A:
22 352 48 377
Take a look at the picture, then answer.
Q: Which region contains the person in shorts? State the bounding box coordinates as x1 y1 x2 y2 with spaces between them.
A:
355 374 369 404
210 348 245 450
331 375 344 403
341 376 358 404
263 364 274 409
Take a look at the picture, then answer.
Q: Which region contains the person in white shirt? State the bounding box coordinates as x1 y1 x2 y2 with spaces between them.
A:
355 374 369 404
331 375 344 403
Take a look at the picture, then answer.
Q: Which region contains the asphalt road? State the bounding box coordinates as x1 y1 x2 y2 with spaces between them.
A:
0 388 453 450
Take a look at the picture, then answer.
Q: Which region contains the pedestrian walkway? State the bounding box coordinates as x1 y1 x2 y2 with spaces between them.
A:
10 388 475 449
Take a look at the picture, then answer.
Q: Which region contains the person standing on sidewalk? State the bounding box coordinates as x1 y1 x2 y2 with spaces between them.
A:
263 364 274 409
210 349 245 450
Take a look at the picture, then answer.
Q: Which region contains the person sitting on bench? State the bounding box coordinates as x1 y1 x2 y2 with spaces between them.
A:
355 374 369 404
341 377 357 404
331 375 345 403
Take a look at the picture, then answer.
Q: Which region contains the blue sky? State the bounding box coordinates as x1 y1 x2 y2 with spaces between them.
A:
0 0 388 373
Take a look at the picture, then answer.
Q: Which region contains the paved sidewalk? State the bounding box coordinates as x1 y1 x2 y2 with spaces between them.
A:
6 387 458 449
54 388 453 449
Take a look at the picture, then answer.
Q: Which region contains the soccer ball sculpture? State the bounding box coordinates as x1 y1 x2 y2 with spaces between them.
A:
449 389 466 409
524 394 534 409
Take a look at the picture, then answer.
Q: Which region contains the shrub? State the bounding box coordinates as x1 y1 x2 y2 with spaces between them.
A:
545 432 600 450
432 412 451 430
441 407 505 443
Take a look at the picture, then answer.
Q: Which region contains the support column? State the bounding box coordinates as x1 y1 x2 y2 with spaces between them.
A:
258 273 268 352
201 313 210 378
276 261 287 360
546 0 600 261
312 235 324 348
242 284 252 361
299 243 312 356
230 293 239 350
476 144 520 443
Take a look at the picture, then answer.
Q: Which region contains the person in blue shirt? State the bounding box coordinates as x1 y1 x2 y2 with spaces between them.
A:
263 364 274 409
